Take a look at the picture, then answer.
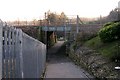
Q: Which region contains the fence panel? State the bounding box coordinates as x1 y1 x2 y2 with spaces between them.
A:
0 21 46 78
22 33 46 78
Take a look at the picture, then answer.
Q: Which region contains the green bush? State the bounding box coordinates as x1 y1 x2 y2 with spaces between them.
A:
103 22 115 27
98 22 120 43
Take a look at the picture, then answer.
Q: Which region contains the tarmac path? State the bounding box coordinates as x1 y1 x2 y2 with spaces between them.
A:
45 41 94 79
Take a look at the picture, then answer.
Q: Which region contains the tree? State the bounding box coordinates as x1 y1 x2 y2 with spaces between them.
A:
47 13 58 25
107 8 118 21
46 11 68 26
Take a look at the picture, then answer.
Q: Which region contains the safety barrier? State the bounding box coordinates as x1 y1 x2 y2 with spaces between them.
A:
0 20 46 78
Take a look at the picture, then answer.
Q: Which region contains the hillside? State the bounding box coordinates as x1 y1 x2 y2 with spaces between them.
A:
68 36 120 78
84 34 120 62
68 21 120 79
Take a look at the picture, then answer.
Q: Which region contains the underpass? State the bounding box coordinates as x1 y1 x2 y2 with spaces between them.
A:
0 15 101 79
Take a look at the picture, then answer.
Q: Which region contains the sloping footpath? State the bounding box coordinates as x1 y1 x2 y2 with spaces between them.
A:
44 41 94 79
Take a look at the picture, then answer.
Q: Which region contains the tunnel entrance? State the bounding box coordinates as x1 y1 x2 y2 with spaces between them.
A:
46 31 57 48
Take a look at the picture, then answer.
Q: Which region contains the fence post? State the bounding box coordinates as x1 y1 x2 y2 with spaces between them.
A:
15 29 22 78
14 28 19 78
4 25 9 78
0 20 3 79
11 26 15 78
8 26 12 78
19 29 24 78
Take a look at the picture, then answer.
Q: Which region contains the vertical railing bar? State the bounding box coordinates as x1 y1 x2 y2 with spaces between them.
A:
0 20 3 79
2 25 6 78
19 29 24 78
14 27 17 78
2 26 4 79
11 26 15 78
7 26 10 78
4 25 9 78
12 27 16 78
12 27 15 78
15 28 20 78
8 26 12 78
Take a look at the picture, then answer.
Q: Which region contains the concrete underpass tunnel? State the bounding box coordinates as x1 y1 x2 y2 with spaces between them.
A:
47 31 57 48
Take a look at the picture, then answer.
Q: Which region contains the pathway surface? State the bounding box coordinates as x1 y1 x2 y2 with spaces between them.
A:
45 41 94 79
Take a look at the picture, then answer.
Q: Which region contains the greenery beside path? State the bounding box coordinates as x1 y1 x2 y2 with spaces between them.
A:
67 21 120 79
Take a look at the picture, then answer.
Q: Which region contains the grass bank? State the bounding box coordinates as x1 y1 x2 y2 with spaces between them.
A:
84 36 120 62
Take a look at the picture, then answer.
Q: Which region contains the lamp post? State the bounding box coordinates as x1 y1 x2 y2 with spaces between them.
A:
118 1 120 21
45 12 47 45
64 18 66 41
76 15 79 34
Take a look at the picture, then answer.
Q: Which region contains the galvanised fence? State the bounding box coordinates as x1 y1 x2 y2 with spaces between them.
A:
0 20 46 78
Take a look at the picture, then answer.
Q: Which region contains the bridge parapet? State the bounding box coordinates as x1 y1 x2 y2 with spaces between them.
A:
42 26 71 31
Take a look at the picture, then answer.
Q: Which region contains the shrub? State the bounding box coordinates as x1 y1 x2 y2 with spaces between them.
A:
98 22 120 43
103 21 119 27
103 22 115 27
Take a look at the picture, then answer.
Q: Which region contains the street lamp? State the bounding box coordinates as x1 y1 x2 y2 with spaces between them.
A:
45 12 47 45
118 1 120 21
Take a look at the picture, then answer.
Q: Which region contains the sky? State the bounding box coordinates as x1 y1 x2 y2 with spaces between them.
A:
0 0 120 21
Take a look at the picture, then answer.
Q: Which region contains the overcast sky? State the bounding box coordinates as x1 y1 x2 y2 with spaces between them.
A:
0 0 119 21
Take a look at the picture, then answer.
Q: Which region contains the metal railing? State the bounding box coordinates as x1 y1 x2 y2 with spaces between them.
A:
0 20 46 78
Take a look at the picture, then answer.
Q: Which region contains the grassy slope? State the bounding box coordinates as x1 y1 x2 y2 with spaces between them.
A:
84 36 120 61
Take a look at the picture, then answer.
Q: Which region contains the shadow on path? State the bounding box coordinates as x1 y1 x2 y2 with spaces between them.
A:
47 41 70 64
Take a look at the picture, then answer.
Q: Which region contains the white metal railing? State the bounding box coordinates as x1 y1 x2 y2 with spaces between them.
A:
0 20 46 78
